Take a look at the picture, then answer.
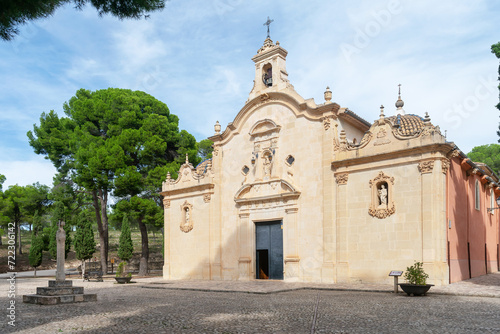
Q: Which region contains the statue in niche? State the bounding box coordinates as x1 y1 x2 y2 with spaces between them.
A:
263 153 272 178
378 184 388 207
184 207 190 224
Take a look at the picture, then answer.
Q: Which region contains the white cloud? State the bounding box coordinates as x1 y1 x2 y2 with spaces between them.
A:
0 158 56 188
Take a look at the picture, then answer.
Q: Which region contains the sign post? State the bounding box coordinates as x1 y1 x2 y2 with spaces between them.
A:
389 270 403 294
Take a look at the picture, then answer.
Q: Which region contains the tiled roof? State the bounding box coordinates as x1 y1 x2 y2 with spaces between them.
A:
196 159 211 175
386 114 426 136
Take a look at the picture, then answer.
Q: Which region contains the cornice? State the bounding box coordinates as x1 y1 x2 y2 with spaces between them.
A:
332 143 455 169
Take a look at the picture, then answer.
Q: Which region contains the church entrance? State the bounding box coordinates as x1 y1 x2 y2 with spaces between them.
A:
255 221 283 280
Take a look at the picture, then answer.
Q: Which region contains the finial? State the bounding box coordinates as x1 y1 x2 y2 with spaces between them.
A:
424 112 431 123
185 153 189 164
214 120 221 134
379 105 385 124
324 86 332 103
167 172 171 180
263 16 274 39
395 84 405 115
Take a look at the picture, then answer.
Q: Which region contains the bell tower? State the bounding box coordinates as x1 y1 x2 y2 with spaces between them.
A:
248 19 291 100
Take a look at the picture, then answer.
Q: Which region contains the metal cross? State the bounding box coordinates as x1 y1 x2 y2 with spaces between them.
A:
263 16 274 39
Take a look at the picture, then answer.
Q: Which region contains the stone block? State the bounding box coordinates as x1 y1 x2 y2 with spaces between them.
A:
48 280 73 288
37 286 84 296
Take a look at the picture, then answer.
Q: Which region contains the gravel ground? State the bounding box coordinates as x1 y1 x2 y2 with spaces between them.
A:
1 277 500 333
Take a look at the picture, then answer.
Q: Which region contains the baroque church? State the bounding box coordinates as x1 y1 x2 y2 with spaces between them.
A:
160 36 500 285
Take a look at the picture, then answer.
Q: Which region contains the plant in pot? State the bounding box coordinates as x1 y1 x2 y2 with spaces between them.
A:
115 261 132 284
399 261 433 296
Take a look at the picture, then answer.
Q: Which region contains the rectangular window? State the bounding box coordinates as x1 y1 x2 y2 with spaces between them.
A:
491 189 495 214
475 180 480 211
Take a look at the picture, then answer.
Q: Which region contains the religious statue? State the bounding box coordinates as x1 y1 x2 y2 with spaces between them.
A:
185 207 190 223
378 184 388 206
263 154 272 178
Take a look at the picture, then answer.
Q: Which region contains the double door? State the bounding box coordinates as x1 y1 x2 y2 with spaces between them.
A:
255 221 283 280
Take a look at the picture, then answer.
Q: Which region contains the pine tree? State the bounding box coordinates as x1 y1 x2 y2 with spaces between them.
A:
118 216 133 262
74 216 96 278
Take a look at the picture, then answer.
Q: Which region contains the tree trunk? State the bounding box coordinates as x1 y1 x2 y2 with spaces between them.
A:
34 266 37 278
17 221 22 255
82 260 85 280
138 217 149 276
92 190 108 275
99 189 109 274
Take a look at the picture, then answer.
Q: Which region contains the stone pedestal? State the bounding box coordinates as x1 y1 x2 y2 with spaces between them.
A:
23 280 97 305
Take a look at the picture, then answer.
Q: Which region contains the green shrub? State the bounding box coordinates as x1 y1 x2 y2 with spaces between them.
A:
404 261 429 285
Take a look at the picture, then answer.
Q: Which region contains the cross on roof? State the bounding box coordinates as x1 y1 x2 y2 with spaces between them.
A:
263 16 274 39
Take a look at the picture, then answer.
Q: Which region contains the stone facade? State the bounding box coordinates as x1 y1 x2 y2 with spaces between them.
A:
160 38 500 286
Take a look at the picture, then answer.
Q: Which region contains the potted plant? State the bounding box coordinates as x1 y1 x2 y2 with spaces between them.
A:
115 261 132 284
399 261 433 296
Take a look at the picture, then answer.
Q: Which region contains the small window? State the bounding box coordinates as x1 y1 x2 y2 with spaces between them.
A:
242 165 250 175
490 188 495 214
285 155 295 166
475 180 480 211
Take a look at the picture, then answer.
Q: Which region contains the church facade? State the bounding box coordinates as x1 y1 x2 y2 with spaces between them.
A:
160 38 500 285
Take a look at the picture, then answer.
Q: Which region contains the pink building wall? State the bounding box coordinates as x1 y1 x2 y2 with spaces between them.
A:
447 156 500 283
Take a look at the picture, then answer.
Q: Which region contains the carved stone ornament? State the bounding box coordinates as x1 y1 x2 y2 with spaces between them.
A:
213 145 220 156
203 194 211 203
441 159 450 174
180 201 193 233
322 117 331 130
368 205 396 219
448 149 460 159
163 198 170 208
336 173 349 185
418 160 434 174
369 172 395 219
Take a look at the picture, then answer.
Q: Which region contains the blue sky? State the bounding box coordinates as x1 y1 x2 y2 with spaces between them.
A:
1 0 500 188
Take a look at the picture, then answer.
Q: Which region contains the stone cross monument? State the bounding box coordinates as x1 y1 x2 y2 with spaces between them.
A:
23 219 97 305
56 220 66 282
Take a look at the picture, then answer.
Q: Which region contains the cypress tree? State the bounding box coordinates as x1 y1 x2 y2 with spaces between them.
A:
29 233 43 277
118 216 133 262
74 217 96 276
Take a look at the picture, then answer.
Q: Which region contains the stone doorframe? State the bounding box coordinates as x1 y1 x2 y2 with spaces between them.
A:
236 203 300 282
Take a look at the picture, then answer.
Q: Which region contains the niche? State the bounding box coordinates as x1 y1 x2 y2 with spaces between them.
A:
369 172 395 219
262 63 273 87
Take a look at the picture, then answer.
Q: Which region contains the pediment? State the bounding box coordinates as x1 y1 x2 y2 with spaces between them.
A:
249 119 281 138
234 179 300 204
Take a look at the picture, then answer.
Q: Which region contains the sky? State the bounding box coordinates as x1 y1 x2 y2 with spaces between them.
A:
1 0 500 189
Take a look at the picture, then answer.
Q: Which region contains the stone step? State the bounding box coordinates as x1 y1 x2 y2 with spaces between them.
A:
48 280 73 288
23 293 97 305
36 286 84 296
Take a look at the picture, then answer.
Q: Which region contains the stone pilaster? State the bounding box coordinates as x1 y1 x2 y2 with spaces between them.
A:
419 159 448 285
238 213 251 280
335 173 349 283
284 208 300 281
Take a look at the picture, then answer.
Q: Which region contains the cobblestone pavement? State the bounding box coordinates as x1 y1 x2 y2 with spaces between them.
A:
1 273 499 333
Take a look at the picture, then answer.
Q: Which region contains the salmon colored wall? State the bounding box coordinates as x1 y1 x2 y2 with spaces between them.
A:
447 157 500 283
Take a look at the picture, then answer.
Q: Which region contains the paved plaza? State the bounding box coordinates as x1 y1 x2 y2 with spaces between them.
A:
1 273 500 333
